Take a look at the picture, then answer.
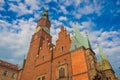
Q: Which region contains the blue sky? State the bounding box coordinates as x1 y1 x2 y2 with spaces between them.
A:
0 0 120 77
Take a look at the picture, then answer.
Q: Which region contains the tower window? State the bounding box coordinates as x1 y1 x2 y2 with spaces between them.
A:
61 46 64 52
59 68 65 78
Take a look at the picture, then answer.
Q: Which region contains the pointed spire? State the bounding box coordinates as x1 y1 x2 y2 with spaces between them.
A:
74 23 91 48
97 42 107 60
85 31 91 48
41 8 49 19
97 42 113 70
70 22 91 51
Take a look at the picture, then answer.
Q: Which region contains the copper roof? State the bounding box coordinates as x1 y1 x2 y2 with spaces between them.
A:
0 59 18 71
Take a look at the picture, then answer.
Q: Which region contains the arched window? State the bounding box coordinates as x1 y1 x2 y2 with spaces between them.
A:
59 68 65 78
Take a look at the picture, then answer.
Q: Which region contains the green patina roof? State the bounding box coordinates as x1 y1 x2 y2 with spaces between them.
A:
97 43 107 60
42 10 49 19
97 43 112 70
70 23 91 51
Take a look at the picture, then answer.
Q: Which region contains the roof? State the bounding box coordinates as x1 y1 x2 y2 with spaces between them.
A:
70 23 91 51
0 59 18 71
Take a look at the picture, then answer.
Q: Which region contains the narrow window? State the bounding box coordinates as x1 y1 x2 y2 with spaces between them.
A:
61 46 64 52
59 68 65 78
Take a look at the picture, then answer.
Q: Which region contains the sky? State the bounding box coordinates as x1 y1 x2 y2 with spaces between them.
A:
0 0 120 77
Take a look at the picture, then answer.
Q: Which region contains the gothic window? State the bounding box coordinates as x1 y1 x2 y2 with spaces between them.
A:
61 46 64 52
3 70 8 76
59 68 65 78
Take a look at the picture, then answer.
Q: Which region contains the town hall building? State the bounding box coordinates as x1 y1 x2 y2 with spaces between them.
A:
18 10 118 80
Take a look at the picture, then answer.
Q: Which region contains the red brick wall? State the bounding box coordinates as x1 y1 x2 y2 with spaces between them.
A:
21 30 52 80
52 26 72 80
71 47 89 80
20 26 89 80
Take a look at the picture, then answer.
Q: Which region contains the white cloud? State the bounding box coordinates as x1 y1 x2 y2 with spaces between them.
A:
0 18 36 64
0 20 11 27
74 0 82 6
51 20 63 28
25 0 40 10
59 6 68 14
89 30 120 58
9 3 33 16
69 20 95 31
0 0 5 11
8 0 43 16
50 20 63 44
59 16 67 21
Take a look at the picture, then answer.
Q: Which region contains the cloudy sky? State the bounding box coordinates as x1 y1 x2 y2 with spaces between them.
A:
0 0 120 77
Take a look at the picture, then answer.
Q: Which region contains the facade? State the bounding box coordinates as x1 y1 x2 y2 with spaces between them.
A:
0 59 19 80
19 10 118 80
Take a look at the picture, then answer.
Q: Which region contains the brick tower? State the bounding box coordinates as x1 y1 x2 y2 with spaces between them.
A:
20 10 52 80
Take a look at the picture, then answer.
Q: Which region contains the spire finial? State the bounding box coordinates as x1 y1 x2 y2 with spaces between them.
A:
85 31 91 48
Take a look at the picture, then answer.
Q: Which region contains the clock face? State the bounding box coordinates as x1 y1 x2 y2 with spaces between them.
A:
43 27 50 34
35 26 41 33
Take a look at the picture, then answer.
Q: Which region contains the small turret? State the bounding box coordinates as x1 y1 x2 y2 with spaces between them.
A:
97 42 112 70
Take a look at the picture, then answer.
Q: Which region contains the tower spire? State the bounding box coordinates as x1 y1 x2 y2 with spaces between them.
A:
70 23 91 51
85 31 91 48
41 9 49 19
97 42 113 71
97 42 107 60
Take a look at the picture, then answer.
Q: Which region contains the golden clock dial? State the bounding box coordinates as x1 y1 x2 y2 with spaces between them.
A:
43 27 49 34
35 26 41 33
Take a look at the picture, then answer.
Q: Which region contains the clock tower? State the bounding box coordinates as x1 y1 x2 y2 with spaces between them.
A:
35 10 50 34
20 10 52 80
34 10 52 47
